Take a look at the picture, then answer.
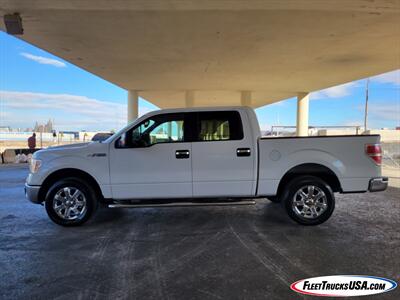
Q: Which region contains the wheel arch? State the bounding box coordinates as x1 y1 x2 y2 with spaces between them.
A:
277 163 342 198
39 168 104 203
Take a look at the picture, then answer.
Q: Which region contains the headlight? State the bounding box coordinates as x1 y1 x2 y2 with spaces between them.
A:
30 159 42 173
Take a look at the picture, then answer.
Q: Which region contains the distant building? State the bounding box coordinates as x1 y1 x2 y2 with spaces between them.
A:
0 126 11 132
45 119 53 132
33 119 54 133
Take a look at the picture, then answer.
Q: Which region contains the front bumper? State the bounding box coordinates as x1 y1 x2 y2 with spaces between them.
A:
368 177 388 192
25 183 42 204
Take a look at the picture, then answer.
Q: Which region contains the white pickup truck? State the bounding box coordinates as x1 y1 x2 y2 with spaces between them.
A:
25 107 388 226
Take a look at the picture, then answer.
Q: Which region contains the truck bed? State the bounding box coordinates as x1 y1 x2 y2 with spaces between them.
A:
257 135 381 195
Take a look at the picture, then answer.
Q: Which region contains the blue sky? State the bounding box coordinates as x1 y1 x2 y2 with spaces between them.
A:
0 31 399 131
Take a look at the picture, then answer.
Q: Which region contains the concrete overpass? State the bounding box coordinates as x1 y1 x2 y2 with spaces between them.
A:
1 0 399 135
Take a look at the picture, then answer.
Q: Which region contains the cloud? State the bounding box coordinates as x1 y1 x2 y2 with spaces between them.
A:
311 82 358 99
1 90 124 115
370 69 400 86
0 90 127 130
20 52 66 68
310 70 399 100
0 90 159 131
367 102 400 122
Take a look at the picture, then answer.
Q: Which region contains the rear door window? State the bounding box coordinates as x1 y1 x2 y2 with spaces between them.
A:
195 111 243 141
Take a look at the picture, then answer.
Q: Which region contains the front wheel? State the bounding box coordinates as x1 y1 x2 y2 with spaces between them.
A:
282 176 335 225
45 178 97 226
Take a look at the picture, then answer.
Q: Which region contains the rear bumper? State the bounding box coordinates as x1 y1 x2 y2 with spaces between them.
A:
368 177 388 192
25 183 42 204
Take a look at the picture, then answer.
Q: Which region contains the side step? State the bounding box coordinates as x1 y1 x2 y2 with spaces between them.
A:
108 200 256 209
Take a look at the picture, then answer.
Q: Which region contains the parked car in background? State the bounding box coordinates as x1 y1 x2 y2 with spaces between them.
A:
91 132 113 142
25 107 387 226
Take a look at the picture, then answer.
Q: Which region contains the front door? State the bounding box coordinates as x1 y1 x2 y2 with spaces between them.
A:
109 113 192 199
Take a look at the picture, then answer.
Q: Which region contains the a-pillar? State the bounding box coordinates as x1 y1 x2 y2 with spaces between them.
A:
296 92 310 136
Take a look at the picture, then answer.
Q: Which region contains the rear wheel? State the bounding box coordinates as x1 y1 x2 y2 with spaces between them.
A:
282 176 335 225
45 178 97 226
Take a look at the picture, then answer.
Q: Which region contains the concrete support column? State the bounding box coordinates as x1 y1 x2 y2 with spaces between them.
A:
127 90 139 123
240 91 252 106
185 90 194 107
296 92 310 136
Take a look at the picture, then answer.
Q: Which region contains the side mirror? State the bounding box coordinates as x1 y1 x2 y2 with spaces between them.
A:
116 133 127 148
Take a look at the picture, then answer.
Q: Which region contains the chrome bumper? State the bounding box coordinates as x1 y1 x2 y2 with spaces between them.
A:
368 177 388 192
25 183 42 204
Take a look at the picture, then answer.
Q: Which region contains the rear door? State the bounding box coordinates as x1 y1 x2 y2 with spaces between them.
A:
191 110 256 197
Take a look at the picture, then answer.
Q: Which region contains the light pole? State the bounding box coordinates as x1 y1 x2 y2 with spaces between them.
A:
364 78 369 133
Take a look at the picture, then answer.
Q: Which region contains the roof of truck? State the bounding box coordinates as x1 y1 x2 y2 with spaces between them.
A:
142 106 252 115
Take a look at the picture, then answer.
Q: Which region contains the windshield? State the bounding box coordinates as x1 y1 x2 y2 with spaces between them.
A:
102 110 160 144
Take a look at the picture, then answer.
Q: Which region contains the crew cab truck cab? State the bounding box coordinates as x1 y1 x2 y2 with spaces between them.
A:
25 107 388 226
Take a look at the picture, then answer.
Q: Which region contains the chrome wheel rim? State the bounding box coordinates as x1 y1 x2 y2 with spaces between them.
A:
53 187 87 220
292 185 328 219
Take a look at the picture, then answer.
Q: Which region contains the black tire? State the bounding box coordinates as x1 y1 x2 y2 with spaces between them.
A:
266 196 281 203
281 175 335 225
45 178 98 226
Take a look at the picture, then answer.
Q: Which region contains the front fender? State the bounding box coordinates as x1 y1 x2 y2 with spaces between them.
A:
27 155 109 187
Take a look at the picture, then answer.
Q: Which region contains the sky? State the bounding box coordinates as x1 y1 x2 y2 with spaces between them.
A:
0 31 399 132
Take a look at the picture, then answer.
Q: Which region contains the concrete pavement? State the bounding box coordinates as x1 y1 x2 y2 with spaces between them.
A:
0 165 399 299
383 167 400 188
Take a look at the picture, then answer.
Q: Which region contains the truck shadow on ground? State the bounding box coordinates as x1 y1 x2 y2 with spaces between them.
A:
90 199 292 228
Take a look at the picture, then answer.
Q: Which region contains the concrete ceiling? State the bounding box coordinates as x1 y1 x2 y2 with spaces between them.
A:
1 0 399 108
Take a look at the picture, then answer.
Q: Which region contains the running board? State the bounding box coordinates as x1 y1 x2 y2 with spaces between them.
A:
108 200 256 209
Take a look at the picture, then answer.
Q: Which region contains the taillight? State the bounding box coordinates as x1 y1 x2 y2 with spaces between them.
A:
365 144 382 165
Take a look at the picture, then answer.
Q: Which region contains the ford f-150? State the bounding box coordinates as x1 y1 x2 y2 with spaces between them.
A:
25 107 388 226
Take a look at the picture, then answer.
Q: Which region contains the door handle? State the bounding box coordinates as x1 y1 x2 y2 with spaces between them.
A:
176 150 190 159
237 148 251 157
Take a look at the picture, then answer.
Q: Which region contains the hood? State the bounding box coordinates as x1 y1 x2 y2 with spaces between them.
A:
33 141 108 161
46 142 91 150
